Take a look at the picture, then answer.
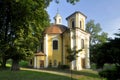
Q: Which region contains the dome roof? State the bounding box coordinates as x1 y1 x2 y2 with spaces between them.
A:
44 24 68 34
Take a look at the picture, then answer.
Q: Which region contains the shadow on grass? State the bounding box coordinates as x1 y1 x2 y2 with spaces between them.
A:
0 66 11 71
0 69 77 80
72 70 100 78
41 68 100 79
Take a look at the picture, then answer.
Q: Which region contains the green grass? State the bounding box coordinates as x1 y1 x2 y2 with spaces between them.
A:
0 70 77 80
0 68 103 80
45 69 103 80
73 70 103 80
0 61 104 80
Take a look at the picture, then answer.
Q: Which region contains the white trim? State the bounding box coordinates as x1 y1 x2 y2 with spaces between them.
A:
86 37 90 68
44 34 48 68
34 57 37 68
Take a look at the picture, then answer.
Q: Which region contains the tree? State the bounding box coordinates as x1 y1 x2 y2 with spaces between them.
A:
54 0 80 4
86 20 108 63
66 46 82 62
66 46 82 80
95 29 120 80
0 0 50 70
86 20 108 46
94 29 120 68
114 29 120 38
0 0 80 70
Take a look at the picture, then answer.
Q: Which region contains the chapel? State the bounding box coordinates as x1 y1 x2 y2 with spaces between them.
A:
33 11 90 70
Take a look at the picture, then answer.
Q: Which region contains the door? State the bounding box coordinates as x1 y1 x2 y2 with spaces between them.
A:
81 58 85 68
40 60 44 68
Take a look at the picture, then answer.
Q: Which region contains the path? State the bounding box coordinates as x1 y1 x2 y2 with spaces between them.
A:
21 68 81 79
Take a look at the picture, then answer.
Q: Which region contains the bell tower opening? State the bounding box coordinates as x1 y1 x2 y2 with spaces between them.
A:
71 19 75 28
54 9 62 25
66 11 87 30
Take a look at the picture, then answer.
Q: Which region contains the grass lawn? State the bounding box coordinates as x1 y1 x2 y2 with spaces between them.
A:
0 68 104 80
43 68 103 80
0 70 77 80
0 61 104 80
73 70 103 80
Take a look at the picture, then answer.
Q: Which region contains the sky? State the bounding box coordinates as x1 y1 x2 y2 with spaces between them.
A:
47 0 120 37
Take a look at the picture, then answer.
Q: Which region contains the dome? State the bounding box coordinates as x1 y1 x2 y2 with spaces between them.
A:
44 24 68 34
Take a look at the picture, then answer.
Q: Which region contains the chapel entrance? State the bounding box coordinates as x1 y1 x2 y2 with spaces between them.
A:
81 58 85 68
40 60 44 68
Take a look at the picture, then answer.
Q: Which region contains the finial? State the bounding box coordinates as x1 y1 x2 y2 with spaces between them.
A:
57 8 59 14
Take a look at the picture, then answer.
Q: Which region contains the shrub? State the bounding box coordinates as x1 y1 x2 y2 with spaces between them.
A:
19 60 29 67
59 65 70 69
99 66 120 80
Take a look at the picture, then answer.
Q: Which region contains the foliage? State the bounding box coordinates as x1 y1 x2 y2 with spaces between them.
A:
66 46 82 62
94 37 120 68
0 0 80 70
19 60 29 67
86 20 108 63
52 0 80 4
58 65 70 69
94 29 120 80
0 0 50 70
86 20 108 46
99 66 120 80
114 29 120 38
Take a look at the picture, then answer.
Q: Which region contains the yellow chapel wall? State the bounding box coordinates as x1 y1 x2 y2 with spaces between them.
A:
47 34 62 67
63 32 71 65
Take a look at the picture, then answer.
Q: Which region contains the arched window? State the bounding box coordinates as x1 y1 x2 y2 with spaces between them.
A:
53 40 58 50
49 60 52 67
72 20 75 28
80 21 82 28
54 60 57 66
81 39 84 49
59 18 61 23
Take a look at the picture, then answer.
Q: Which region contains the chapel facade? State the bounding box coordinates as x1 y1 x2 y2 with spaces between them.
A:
33 11 90 70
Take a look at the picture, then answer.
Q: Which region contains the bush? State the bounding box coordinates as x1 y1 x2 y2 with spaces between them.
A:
91 63 97 70
19 60 29 67
59 65 70 69
99 66 120 80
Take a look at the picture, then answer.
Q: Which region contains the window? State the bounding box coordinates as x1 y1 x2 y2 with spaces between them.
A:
49 60 52 67
30 59 32 65
81 39 84 49
72 20 75 28
54 60 57 66
80 21 82 28
53 40 58 50
59 19 61 23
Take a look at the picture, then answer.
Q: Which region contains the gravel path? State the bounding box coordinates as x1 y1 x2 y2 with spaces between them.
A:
21 68 81 79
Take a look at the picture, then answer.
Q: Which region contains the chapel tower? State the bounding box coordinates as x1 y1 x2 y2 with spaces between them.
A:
66 11 90 70
54 11 62 24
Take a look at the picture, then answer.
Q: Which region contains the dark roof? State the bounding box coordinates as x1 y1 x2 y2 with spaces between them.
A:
35 52 46 56
66 11 87 20
44 24 68 34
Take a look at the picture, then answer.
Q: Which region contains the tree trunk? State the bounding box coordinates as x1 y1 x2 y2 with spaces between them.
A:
1 58 7 69
11 59 20 71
